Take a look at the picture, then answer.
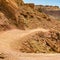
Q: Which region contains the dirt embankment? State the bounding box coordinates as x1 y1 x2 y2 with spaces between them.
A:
0 28 60 60
0 0 60 60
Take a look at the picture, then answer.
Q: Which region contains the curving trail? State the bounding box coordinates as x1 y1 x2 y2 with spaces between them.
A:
0 28 59 60
0 28 49 45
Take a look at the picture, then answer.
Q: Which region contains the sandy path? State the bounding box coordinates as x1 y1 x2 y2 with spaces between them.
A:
0 28 60 60
0 28 49 46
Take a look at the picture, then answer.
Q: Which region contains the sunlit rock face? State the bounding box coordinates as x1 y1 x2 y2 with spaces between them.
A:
0 0 25 30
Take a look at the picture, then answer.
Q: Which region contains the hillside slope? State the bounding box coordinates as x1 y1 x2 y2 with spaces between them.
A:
35 5 60 20
0 0 60 31
0 1 60 59
0 28 60 59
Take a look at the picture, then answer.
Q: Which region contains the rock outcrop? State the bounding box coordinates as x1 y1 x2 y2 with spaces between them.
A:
0 0 60 54
0 0 19 22
0 0 25 30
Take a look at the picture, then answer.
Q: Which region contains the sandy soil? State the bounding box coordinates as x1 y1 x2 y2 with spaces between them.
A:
0 28 60 60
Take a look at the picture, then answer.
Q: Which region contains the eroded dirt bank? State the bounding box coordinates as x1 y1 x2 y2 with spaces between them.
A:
0 28 60 60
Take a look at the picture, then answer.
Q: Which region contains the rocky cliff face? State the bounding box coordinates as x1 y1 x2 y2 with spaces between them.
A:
0 0 60 54
0 0 25 30
0 0 60 31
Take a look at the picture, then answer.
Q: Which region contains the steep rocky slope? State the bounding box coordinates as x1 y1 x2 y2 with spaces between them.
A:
0 0 25 30
0 0 60 56
0 0 60 31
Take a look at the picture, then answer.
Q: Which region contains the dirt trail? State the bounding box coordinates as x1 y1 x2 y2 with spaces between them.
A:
0 28 49 51
0 28 49 43
0 28 60 60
